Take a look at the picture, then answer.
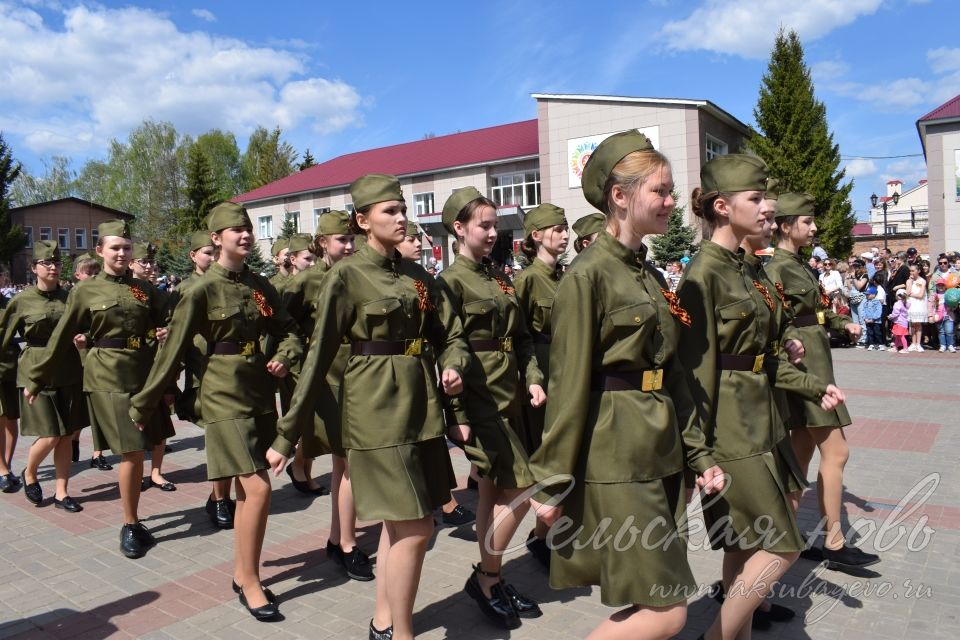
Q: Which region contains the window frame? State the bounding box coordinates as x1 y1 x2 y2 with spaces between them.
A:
24 226 33 249
413 192 435 217
490 171 541 208
39 227 52 242
58 227 70 250
258 216 273 239
74 228 86 249
705 134 729 161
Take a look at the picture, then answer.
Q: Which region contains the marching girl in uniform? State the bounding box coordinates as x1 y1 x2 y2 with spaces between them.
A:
512 203 568 567
23 220 170 559
529 131 723 640
267 174 469 640
130 203 301 621
764 193 878 572
436 187 548 630
279 210 375 581
0 290 20 494
0 241 86 511
677 158 846 640
571 212 606 254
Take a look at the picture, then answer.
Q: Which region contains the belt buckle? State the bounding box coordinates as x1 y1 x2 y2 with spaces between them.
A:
500 337 513 353
641 369 663 391
239 342 255 357
126 336 141 349
816 311 826 325
771 342 781 356
752 354 765 374
404 338 423 356
146 328 157 340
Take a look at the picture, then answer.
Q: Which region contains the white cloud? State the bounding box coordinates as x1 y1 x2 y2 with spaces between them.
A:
845 158 878 179
881 158 927 186
0 4 362 154
659 0 883 59
191 8 216 22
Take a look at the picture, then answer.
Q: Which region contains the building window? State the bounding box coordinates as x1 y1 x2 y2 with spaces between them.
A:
24 226 33 248
75 228 86 249
58 228 69 249
491 172 540 208
39 227 52 242
91 228 99 247
705 135 729 161
886 225 898 235
414 193 435 217
314 207 330 228
284 211 300 233
258 216 273 239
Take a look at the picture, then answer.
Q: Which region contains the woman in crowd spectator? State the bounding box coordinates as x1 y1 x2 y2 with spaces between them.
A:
905 264 927 352
818 259 843 299
846 260 869 347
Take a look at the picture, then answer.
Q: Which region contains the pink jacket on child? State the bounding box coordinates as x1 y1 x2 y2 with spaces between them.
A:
888 300 909 328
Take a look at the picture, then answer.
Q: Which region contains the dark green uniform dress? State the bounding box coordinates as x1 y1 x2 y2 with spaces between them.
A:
530 233 716 607
273 244 470 521
513 257 561 453
677 241 827 553
129 263 301 480
437 254 542 488
764 248 853 429
24 272 170 454
0 296 20 419
168 272 209 424
0 286 86 437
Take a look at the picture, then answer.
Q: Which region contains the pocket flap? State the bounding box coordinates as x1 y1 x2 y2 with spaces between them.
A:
364 298 402 317
609 301 654 327
90 300 119 312
718 299 753 320
208 305 242 321
464 299 495 315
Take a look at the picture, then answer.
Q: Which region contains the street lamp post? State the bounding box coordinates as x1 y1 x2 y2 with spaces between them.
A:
870 191 900 250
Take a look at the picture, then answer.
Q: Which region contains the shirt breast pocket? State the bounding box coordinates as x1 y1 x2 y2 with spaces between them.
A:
90 300 119 314
208 305 243 322
24 312 48 327
608 301 655 340
718 299 754 324
363 297 402 329
463 298 496 328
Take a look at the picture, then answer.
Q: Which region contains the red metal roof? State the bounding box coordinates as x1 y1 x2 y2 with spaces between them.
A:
852 222 873 235
919 95 960 122
236 119 539 203
887 179 902 184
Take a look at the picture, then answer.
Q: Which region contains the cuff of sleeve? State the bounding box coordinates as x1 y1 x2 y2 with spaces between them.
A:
533 480 573 505
271 436 296 458
128 405 150 425
272 356 292 370
25 382 41 396
688 455 717 475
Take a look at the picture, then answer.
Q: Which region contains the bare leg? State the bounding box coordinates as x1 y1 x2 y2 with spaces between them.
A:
586 602 687 640
0 416 18 475
372 523 392 630
52 437 73 500
149 441 169 484
233 471 272 608
475 480 530 595
211 478 230 501
25 436 59 485
789 427 816 478
810 427 850 550
705 550 799 640
118 451 144 524
330 456 358 550
374 517 434 640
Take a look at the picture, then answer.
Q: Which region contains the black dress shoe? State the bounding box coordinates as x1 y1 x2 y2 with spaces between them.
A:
525 531 551 569
822 545 881 572
22 471 42 505
206 495 234 529
464 568 521 629
120 524 145 559
90 455 113 471
441 504 476 527
54 496 83 512
232 580 277 603
0 473 17 493
328 541 375 581
239 587 280 621
502 583 542 618
142 478 176 492
71 439 80 463
132 521 156 547
285 465 328 495
369 619 393 640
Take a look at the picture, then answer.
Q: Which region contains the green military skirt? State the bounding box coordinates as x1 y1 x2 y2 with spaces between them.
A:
549 472 696 608
19 384 86 438
88 392 173 455
786 326 852 429
300 381 340 458
702 446 806 553
347 436 454 521
0 380 20 419
202 412 276 481
464 415 536 490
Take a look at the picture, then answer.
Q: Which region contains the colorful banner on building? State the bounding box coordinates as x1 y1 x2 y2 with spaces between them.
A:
955 149 960 201
567 126 660 189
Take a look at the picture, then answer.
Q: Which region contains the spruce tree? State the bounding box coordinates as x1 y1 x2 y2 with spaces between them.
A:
280 213 298 237
0 133 28 272
747 29 854 258
245 241 274 276
299 149 317 171
650 194 697 264
181 144 219 232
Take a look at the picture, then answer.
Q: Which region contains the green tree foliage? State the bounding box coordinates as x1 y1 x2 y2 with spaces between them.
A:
299 148 317 171
747 29 855 258
176 144 219 234
155 242 194 278
650 194 697 264
241 126 298 192
194 129 242 199
279 212 298 238
9 156 77 206
0 133 28 271
245 241 274 276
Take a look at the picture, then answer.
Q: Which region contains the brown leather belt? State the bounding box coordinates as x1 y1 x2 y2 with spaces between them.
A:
591 370 664 392
530 331 552 344
26 339 48 347
95 337 144 349
719 353 765 373
208 341 258 356
792 313 825 327
470 337 513 353
350 338 423 356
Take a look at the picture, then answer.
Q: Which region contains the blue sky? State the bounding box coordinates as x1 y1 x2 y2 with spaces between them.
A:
2 0 958 220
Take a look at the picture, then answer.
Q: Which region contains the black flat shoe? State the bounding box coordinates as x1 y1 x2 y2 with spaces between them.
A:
0 472 18 494
120 523 145 559
503 583 542 618
232 581 277 604
71 439 80 463
132 521 156 547
206 495 234 529
369 619 393 640
90 455 113 471
239 587 280 621
286 464 327 494
822 545 881 572
441 504 476 527
22 471 42 505
54 496 83 512
327 541 375 581
762 602 796 622
142 478 176 492
464 567 521 630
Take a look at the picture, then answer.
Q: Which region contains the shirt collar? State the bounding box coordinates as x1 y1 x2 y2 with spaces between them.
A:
595 230 649 269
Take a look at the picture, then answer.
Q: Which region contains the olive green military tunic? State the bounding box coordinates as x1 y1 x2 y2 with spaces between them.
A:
274 244 470 521
529 232 715 607
437 254 543 488
129 262 301 480
168 272 209 423
764 248 853 429
512 257 561 453
23 272 170 455
677 241 827 552
0 286 86 437
0 296 20 419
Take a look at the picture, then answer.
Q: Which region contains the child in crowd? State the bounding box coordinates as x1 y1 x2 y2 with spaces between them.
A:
931 278 956 353
888 290 910 353
861 286 885 351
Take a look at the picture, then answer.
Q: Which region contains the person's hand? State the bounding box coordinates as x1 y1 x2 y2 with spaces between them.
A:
696 465 726 495
22 388 36 406
845 322 862 338
820 384 845 411
266 360 288 378
441 368 463 395
529 384 546 408
72 333 87 350
447 423 471 444
155 327 169 345
266 448 289 476
784 339 805 363
529 498 563 527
